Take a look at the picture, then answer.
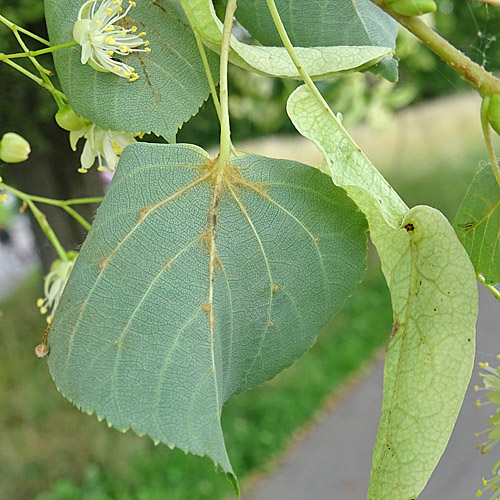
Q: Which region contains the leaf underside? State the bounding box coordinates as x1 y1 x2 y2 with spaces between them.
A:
454 163 500 285
47 143 367 479
287 85 478 500
44 0 218 142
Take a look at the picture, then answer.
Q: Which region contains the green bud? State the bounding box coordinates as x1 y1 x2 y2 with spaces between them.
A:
0 132 31 163
55 104 90 132
487 94 500 136
388 0 437 16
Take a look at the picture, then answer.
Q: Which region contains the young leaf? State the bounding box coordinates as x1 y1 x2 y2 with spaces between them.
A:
47 143 367 482
287 85 478 500
454 163 500 285
44 0 218 142
180 0 392 80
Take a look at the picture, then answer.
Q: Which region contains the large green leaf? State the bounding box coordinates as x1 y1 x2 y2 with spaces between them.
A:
180 0 392 80
47 143 367 483
287 85 478 499
44 0 218 142
454 163 500 285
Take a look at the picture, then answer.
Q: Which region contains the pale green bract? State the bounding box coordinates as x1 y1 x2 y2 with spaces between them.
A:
44 0 218 142
454 163 500 286
180 0 393 80
287 85 478 500
47 143 367 487
227 0 398 81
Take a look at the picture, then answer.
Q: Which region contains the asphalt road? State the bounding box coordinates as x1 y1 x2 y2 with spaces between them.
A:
236 286 500 500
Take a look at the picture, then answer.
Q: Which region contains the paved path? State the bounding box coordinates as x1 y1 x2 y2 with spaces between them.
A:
236 286 500 500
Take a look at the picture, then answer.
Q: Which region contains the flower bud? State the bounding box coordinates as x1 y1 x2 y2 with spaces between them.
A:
488 94 500 136
55 104 90 132
0 132 31 163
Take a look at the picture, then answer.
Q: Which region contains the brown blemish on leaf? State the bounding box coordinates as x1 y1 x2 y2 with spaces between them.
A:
390 321 400 339
404 223 415 232
99 256 110 273
138 204 155 222
268 321 274 327
201 303 211 313
272 283 279 293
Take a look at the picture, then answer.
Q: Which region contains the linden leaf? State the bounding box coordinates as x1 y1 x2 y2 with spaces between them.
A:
454 163 500 285
47 143 367 485
180 0 392 79
44 0 218 142
287 85 478 500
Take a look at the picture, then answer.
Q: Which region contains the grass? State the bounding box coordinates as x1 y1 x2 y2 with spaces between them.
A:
0 252 392 500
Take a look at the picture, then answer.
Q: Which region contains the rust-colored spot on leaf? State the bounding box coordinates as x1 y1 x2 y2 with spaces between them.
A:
404 223 415 232
99 256 110 273
272 283 279 293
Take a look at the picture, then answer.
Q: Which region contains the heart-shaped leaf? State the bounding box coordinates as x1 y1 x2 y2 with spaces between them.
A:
47 143 367 483
44 0 218 141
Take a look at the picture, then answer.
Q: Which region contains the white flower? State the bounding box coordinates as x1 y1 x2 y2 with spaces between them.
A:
56 104 136 173
70 122 135 173
73 0 151 82
37 252 78 324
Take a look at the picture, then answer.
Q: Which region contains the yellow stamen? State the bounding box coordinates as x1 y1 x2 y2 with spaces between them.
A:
104 36 116 45
40 306 48 314
104 26 115 32
46 316 53 324
129 73 139 82
139 32 146 37
106 50 114 56
145 47 151 53
480 362 490 369
113 66 121 72
77 168 88 174
123 71 132 77
476 399 482 408
129 0 136 6
483 478 488 487
94 19 102 27
97 166 107 172
106 7 114 15
131 26 137 32
37 298 44 308
477 489 483 497
129 66 135 71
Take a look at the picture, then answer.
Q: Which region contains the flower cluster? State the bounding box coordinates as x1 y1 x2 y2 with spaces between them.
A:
56 104 135 173
73 0 151 82
475 358 500 499
37 252 78 324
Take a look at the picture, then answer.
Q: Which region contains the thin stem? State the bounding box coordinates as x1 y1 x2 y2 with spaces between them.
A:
193 28 222 122
480 97 500 188
193 27 238 158
0 182 99 236
12 28 52 77
477 273 500 302
4 41 78 60
26 200 69 261
0 14 50 46
215 0 237 171
370 0 500 96
1 57 67 102
61 206 91 231
265 0 336 119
